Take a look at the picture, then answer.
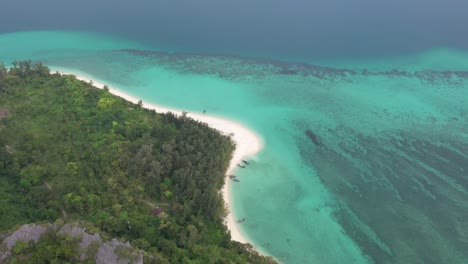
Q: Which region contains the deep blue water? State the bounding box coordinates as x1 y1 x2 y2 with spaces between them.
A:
2 0 468 61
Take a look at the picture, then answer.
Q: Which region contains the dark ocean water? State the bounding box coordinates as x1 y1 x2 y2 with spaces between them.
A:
2 0 468 61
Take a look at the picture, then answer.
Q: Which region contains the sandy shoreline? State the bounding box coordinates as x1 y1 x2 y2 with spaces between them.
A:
51 68 264 252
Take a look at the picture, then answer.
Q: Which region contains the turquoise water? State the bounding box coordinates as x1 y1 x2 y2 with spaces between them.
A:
1 31 468 264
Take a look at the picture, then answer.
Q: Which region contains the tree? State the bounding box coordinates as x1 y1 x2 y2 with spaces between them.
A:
0 61 275 263
0 62 6 78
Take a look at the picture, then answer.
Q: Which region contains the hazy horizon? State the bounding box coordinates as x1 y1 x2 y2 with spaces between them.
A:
1 0 468 61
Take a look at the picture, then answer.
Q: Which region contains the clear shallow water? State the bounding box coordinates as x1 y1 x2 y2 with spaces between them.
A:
1 31 468 264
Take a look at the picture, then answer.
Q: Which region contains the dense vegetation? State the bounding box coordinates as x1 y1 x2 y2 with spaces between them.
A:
0 61 275 263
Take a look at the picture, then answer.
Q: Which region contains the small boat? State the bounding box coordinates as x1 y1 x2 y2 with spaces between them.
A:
236 218 246 223
232 178 240 182
237 164 245 168
242 160 250 165
229 175 237 179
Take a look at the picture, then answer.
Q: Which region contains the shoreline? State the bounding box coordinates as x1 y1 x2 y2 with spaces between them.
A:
51 67 266 254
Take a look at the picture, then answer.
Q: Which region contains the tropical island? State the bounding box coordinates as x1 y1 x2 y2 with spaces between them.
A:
0 61 274 263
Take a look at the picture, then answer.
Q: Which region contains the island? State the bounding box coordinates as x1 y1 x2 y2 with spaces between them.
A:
0 61 275 263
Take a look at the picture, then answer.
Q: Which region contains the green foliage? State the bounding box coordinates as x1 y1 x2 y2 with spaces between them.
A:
13 240 29 254
0 61 275 263
9 231 80 263
115 245 140 262
97 97 116 110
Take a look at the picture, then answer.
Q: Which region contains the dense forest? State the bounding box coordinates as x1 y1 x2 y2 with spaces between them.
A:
0 61 275 263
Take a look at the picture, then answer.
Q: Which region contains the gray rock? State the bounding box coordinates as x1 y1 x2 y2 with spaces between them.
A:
96 239 143 264
0 223 53 263
1 222 145 263
59 223 103 260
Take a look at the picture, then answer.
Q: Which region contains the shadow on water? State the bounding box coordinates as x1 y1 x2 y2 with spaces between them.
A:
299 123 468 263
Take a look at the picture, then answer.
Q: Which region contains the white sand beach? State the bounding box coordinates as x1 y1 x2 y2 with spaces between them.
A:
52 68 263 249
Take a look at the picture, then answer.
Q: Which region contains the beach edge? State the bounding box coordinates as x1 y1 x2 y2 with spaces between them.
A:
50 67 268 256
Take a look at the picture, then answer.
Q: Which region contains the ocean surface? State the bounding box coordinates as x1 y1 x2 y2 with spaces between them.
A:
2 1 468 62
1 31 468 263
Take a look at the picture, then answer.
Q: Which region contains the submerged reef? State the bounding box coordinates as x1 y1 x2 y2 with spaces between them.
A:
116 49 468 85
114 48 468 263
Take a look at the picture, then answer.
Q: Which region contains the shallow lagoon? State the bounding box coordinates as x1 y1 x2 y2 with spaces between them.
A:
1 31 467 263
